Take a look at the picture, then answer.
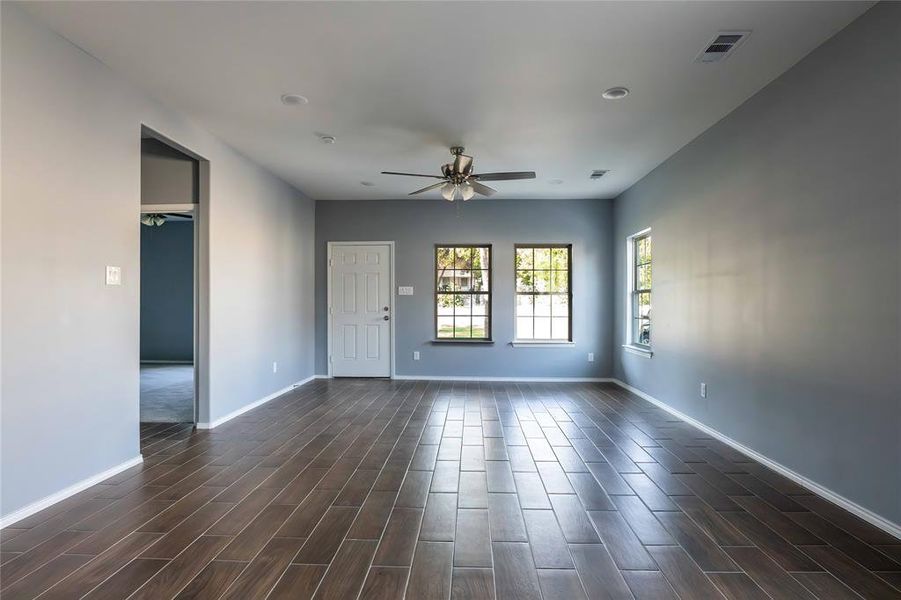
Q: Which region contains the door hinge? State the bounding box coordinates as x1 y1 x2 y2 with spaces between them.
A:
328 258 333 267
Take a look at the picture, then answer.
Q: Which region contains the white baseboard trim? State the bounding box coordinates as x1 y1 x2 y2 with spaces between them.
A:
392 375 613 383
610 378 901 541
140 360 193 365
0 455 144 528
196 374 321 430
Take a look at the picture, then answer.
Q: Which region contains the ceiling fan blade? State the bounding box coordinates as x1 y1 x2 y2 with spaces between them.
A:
409 181 447 195
469 180 497 197
454 154 473 176
472 171 536 181
381 171 444 179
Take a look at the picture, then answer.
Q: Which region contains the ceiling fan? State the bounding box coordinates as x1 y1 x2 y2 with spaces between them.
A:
382 146 536 201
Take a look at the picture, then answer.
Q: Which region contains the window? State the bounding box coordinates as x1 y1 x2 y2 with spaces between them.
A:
628 231 652 348
435 245 491 340
515 245 572 341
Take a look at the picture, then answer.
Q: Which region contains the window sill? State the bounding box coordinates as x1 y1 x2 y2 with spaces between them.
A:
431 339 494 345
622 344 653 358
511 341 575 347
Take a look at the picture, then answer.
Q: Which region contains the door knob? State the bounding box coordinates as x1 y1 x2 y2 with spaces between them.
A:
383 306 389 311
383 315 390 321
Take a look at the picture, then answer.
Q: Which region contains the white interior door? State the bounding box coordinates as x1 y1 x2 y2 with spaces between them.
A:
330 243 392 377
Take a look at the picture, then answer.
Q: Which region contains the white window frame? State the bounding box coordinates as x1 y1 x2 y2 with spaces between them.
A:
623 228 653 358
434 244 493 342
512 244 574 345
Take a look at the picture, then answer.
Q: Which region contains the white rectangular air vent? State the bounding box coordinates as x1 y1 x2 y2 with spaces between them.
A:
695 31 750 63
590 170 609 180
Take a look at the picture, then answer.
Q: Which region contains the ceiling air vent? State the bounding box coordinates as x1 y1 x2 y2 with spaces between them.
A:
590 170 609 180
695 31 750 63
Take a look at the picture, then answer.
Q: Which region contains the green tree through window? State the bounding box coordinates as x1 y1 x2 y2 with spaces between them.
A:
631 233 651 346
515 245 572 341
436 245 491 339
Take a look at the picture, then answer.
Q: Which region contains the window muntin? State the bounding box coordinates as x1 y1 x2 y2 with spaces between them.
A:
630 233 652 347
436 245 491 339
515 245 572 341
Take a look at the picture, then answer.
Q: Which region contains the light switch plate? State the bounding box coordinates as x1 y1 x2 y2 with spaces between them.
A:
105 266 122 286
398 286 414 296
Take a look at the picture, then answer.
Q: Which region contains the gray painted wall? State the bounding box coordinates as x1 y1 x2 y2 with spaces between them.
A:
612 3 900 524
141 138 198 205
140 221 193 361
315 199 613 378
1 5 315 518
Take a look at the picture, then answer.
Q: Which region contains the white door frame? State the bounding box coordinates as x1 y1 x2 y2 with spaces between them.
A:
327 241 396 378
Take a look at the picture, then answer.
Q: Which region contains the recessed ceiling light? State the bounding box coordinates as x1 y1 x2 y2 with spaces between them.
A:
281 94 308 106
602 87 629 100
360 181 375 187
318 134 336 144
549 179 564 185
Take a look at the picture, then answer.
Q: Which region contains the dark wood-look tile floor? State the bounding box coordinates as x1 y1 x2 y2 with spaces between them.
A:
2 380 899 599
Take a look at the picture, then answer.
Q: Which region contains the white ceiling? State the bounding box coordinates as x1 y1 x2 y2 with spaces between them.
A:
22 1 872 201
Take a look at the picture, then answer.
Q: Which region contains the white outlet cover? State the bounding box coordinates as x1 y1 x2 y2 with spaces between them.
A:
413 351 420 360
588 352 594 362
398 286 414 296
700 383 707 398
105 266 121 286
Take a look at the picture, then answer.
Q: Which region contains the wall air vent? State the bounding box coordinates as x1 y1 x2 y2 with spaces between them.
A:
695 31 751 63
590 170 609 180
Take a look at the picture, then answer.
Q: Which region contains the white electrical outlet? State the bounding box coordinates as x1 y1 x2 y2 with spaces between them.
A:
700 382 707 398
105 266 122 286
588 352 594 362
273 362 278 374
413 351 420 361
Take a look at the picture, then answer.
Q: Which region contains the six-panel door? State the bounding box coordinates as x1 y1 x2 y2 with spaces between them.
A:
330 244 391 377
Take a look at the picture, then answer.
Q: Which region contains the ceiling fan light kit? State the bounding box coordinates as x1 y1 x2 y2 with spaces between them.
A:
140 213 167 227
440 182 455 201
382 146 536 202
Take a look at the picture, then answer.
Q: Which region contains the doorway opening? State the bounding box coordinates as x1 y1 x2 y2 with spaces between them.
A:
139 130 204 432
